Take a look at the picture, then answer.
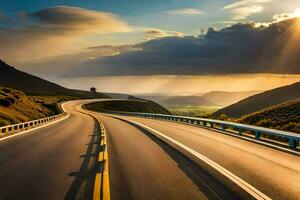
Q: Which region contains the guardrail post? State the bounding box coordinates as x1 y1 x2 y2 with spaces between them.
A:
255 131 261 140
221 125 226 131
288 139 299 149
239 129 243 135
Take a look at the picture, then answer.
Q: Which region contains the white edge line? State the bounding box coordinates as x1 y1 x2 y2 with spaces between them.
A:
0 107 70 142
119 117 272 200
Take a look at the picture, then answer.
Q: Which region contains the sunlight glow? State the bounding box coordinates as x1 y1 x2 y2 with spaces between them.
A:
272 12 300 72
292 8 300 17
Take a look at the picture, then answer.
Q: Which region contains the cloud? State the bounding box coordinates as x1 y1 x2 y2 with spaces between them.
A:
17 44 140 76
0 6 131 62
165 8 204 16
224 0 272 20
253 8 300 27
60 17 300 76
144 28 183 38
144 28 167 38
86 45 140 55
32 6 131 34
271 8 300 23
223 0 272 10
231 5 264 20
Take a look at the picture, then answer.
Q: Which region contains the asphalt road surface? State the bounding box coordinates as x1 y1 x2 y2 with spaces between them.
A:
0 100 299 200
105 115 300 200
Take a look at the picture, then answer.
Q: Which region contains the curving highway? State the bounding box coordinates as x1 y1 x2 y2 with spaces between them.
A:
0 99 299 200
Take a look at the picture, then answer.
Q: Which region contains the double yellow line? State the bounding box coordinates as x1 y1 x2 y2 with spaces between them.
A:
93 121 110 200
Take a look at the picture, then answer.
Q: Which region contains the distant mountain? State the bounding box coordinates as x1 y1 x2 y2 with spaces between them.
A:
137 95 174 103
201 91 261 106
145 91 261 107
0 60 108 98
160 96 218 106
237 99 300 133
214 82 300 118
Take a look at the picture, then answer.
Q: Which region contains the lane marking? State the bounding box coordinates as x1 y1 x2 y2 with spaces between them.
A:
94 120 110 200
93 173 102 200
102 124 110 200
119 117 272 200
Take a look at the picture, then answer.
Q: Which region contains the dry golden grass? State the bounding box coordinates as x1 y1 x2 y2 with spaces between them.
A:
237 99 300 133
0 87 73 126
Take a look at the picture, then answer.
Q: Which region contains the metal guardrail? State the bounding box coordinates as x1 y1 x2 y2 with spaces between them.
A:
0 112 69 136
102 111 300 149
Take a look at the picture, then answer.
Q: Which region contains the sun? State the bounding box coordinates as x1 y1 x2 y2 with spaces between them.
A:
292 8 300 17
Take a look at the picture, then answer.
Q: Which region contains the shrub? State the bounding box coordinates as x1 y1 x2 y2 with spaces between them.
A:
0 99 11 107
2 89 11 93
0 97 15 107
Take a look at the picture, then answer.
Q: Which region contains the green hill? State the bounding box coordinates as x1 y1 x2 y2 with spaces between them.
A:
0 60 109 98
237 99 300 133
213 82 300 118
84 99 171 115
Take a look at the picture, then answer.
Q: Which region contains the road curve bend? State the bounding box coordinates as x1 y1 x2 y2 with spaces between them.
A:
0 99 299 200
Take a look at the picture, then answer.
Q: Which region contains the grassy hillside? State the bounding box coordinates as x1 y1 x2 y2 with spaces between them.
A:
0 87 69 126
214 82 300 118
84 99 171 115
168 105 221 117
237 99 300 133
0 60 109 98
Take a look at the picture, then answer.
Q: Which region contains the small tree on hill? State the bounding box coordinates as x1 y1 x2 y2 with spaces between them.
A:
90 87 96 93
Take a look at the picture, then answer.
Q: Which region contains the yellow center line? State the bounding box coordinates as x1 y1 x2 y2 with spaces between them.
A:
93 120 111 200
93 173 102 200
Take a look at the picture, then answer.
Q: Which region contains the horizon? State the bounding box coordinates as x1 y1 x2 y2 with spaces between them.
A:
53 74 300 95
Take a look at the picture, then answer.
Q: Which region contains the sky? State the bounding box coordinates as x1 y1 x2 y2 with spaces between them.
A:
0 0 300 94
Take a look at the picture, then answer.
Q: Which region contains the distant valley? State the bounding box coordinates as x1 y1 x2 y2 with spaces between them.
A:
139 90 261 107
138 90 261 117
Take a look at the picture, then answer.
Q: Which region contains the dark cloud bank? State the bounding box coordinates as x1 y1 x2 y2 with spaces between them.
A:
70 17 300 76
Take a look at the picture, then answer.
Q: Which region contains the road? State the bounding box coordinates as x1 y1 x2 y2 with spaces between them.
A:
0 99 299 200
0 100 101 200
102 115 300 200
